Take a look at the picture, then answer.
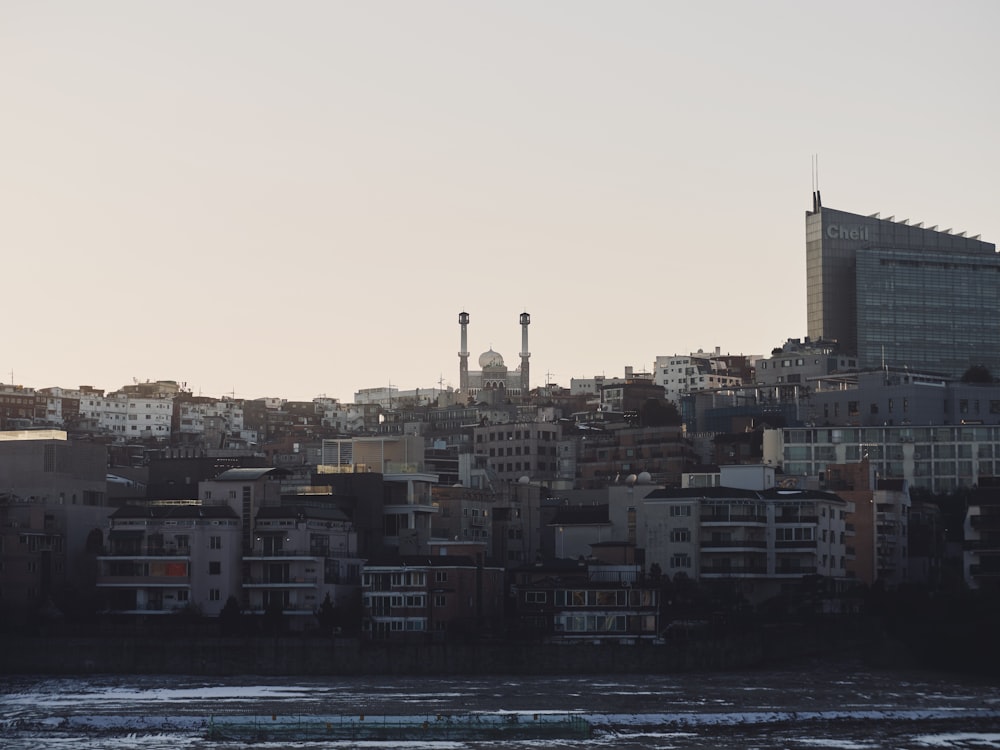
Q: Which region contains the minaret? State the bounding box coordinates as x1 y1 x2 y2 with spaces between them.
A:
519 311 530 398
458 311 470 393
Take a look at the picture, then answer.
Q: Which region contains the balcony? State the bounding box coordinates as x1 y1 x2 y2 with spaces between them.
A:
964 539 1000 552
970 515 1000 531
700 540 768 550
702 514 768 526
775 540 817 550
243 576 318 587
97 576 191 587
701 565 769 577
98 547 190 559
775 565 818 576
969 562 1000 577
244 551 321 561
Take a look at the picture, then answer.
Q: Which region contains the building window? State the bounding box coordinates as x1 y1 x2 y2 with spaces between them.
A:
434 594 447 607
209 561 221 575
209 589 221 601
210 536 222 549
670 528 691 542
670 554 691 569
434 571 448 583
525 591 547 604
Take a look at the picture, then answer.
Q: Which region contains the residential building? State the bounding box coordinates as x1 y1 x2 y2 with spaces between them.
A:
199 467 292 554
0 385 36 429
964 478 1000 591
654 350 748 405
640 471 849 606
96 504 242 617
243 504 362 628
472 423 561 484
361 547 504 641
755 338 854 392
510 555 660 643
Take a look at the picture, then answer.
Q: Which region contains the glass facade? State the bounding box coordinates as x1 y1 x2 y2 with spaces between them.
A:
805 205 997 377
856 248 1000 377
781 425 1000 493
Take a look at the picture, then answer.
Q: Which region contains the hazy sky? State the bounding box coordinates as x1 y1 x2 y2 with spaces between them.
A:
3 1 998 403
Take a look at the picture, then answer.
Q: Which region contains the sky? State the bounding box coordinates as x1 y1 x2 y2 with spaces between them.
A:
3 1 998 403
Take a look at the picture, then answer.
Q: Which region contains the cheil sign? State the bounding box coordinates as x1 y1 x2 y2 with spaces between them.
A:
826 224 871 241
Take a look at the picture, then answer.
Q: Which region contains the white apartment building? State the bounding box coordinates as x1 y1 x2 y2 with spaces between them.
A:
315 398 368 433
244 504 363 626
654 350 744 404
640 470 848 606
96 504 242 616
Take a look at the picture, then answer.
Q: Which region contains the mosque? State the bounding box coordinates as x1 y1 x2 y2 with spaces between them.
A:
458 311 531 403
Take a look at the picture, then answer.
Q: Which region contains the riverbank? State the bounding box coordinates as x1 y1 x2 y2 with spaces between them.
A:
0 622 892 676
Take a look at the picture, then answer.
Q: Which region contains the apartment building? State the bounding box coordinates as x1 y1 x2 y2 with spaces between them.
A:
511 556 660 643
654 350 747 405
243 504 362 627
96 504 242 617
640 477 849 606
964 479 1000 591
472 423 561 484
361 545 504 641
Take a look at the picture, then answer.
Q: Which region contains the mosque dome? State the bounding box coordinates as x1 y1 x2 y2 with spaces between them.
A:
479 349 505 368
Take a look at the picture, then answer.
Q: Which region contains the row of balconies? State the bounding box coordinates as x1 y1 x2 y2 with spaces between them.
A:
102 547 190 557
702 515 768 525
970 515 1000 531
700 540 768 550
244 576 318 586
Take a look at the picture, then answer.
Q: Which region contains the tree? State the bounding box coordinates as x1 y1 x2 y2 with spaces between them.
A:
315 593 338 637
219 596 243 636
263 601 284 637
961 365 994 383
639 398 682 427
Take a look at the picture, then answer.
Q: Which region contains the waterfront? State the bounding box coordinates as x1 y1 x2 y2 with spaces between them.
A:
3 661 1000 749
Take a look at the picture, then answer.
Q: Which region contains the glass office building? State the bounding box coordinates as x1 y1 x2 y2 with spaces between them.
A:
779 424 1000 494
805 199 999 377
856 247 1000 376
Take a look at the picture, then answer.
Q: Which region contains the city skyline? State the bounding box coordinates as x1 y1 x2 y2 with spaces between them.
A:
4 1 998 402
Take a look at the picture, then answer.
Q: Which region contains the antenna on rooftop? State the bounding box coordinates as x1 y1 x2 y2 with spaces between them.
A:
811 154 822 211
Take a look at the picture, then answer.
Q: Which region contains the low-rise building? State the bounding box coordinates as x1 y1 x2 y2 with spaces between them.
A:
510 556 660 643
243 504 362 628
640 480 849 607
964 479 1000 591
96 504 242 617
361 547 504 641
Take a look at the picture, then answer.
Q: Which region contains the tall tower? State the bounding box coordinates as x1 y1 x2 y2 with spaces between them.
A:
458 311 470 393
519 312 530 398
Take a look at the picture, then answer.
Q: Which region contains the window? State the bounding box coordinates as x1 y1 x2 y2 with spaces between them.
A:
670 505 692 517
434 571 448 583
210 536 222 549
209 561 221 575
670 554 691 569
670 528 691 542
209 589 221 601
525 591 547 604
434 594 447 607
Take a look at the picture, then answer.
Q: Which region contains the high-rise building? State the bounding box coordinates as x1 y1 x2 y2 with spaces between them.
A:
805 193 999 377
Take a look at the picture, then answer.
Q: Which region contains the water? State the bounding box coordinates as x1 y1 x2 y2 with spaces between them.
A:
3 661 1000 749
